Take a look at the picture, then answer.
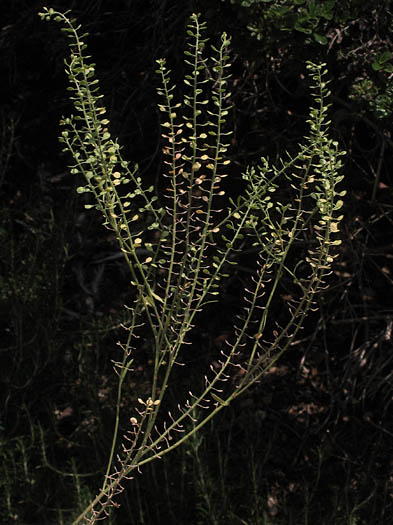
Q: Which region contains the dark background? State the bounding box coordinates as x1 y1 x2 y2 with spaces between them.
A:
1 1 392 523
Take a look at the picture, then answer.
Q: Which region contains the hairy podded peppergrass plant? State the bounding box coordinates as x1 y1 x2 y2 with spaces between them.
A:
39 7 346 523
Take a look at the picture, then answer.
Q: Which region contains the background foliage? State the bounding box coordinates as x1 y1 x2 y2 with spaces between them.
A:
1 1 392 523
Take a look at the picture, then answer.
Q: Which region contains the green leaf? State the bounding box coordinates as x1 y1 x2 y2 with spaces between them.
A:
314 33 328 45
379 51 393 63
211 393 230 406
295 23 312 35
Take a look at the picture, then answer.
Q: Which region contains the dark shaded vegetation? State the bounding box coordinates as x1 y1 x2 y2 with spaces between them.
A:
1 1 392 523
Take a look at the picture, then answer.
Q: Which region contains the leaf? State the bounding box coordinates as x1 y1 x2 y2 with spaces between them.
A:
151 291 164 303
314 33 328 45
211 393 230 406
295 23 312 35
379 51 393 64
